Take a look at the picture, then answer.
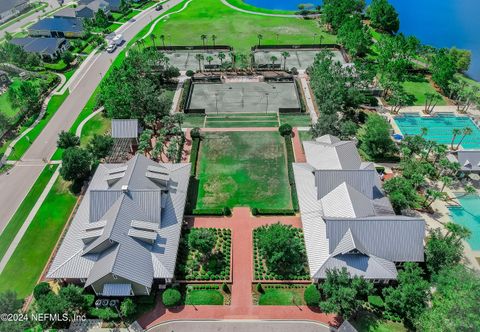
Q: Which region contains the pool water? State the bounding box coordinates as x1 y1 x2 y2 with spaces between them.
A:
395 116 480 149
448 195 480 251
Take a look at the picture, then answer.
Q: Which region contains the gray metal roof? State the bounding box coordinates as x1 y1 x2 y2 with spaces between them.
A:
29 17 84 34
111 119 139 139
338 320 358 332
53 7 76 18
0 0 29 14
10 37 67 56
48 155 191 289
457 150 480 171
303 137 361 170
293 135 425 280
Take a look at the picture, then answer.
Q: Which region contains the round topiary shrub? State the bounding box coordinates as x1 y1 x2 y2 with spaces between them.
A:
279 123 293 137
304 284 320 306
162 288 181 307
291 67 298 75
33 282 52 300
186 70 195 77
190 127 201 139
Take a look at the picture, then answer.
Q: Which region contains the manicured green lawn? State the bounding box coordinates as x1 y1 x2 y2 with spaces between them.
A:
8 90 69 160
146 0 335 53
353 313 407 332
0 175 77 298
258 287 305 305
113 10 140 23
279 114 311 127
79 112 111 147
0 79 22 119
0 165 58 261
225 0 295 15
196 131 292 209
43 60 68 71
184 114 206 128
402 75 447 106
185 289 224 305
298 130 312 142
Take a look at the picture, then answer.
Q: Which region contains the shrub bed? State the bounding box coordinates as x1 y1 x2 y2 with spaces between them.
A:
253 224 309 281
176 228 231 281
162 288 181 307
179 78 192 111
284 135 299 211
251 208 295 216
189 137 200 176
192 207 231 216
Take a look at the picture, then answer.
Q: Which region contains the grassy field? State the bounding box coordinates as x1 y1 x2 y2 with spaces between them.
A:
185 289 224 305
145 0 335 53
0 175 77 298
205 113 279 128
279 113 311 127
196 131 292 209
353 313 407 332
402 75 447 106
0 165 58 261
0 79 21 119
258 287 305 305
79 112 111 147
298 130 312 142
8 91 69 160
184 114 206 128
225 0 295 15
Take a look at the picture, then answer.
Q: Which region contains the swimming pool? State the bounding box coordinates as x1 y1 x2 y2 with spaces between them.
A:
448 195 480 251
394 115 480 149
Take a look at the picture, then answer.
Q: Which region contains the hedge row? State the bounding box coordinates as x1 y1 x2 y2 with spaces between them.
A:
179 78 192 111
294 78 307 113
192 207 232 216
284 135 299 211
176 134 186 163
251 208 295 216
189 137 200 176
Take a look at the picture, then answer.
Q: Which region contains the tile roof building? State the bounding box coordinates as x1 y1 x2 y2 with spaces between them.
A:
293 135 425 281
47 155 191 296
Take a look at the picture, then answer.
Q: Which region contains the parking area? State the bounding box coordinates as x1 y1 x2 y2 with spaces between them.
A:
187 82 301 114
254 49 346 70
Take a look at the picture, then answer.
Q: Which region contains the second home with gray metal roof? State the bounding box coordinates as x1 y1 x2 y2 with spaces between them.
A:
47 154 191 296
293 135 425 282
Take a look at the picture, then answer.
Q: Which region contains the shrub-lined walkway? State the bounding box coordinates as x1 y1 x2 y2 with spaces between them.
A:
138 207 339 328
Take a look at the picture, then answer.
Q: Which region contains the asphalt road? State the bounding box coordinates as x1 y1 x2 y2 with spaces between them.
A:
0 0 182 232
147 320 333 332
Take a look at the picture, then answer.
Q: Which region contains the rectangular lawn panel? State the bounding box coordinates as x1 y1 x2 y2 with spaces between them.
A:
196 131 292 209
185 289 224 305
0 176 76 298
258 287 305 305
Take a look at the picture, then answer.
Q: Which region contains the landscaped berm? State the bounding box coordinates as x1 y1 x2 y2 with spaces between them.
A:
196 131 292 209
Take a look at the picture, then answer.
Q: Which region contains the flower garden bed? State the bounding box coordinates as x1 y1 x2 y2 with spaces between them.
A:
176 228 231 281
253 224 310 281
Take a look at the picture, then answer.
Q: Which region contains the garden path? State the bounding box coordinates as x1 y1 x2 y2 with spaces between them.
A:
138 207 339 329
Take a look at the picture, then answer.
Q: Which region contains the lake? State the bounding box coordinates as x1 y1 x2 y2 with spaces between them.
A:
242 0 480 81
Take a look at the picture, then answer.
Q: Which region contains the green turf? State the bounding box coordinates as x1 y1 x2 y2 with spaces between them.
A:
298 130 311 142
0 81 20 119
196 131 292 209
43 59 68 71
258 287 305 305
0 175 77 298
0 165 58 261
402 75 447 106
185 289 224 305
8 90 69 160
184 114 206 128
279 114 311 127
205 113 279 128
352 313 407 332
113 10 140 23
225 0 295 15
146 0 335 53
79 112 111 147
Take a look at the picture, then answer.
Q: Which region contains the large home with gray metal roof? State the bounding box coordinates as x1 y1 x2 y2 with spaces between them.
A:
28 17 85 38
449 150 480 173
47 154 191 296
0 0 30 24
10 37 69 60
293 135 425 282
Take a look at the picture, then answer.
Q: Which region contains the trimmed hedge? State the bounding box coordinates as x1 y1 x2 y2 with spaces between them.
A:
162 288 181 307
179 78 192 111
251 208 295 216
192 207 231 216
279 123 293 137
176 134 186 163
294 78 307 113
189 137 201 176
304 284 320 306
284 135 299 211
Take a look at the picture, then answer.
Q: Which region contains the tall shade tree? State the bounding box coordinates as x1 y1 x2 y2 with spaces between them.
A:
383 262 430 327
431 49 457 94
416 265 480 331
357 113 397 160
449 47 472 73
337 15 372 57
319 267 373 319
368 0 400 34
88 134 114 159
57 131 80 149
60 147 92 183
322 0 365 32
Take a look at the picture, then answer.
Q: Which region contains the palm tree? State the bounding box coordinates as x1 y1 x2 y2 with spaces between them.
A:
445 222 471 245
212 34 217 47
200 34 207 48
281 51 290 71
450 128 462 150
257 34 263 46
455 127 473 150
229 51 236 71
195 53 204 71
206 55 214 69
217 52 226 64
424 189 444 209
160 34 166 49
270 55 278 68
420 127 428 137
150 34 156 48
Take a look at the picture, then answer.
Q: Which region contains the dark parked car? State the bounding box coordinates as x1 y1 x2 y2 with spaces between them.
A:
155 4 163 11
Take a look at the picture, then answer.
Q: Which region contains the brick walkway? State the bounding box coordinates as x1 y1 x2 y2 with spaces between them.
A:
138 208 339 329
292 128 306 162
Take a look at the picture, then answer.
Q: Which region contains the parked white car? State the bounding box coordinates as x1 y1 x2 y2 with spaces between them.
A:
112 33 124 46
106 43 117 53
